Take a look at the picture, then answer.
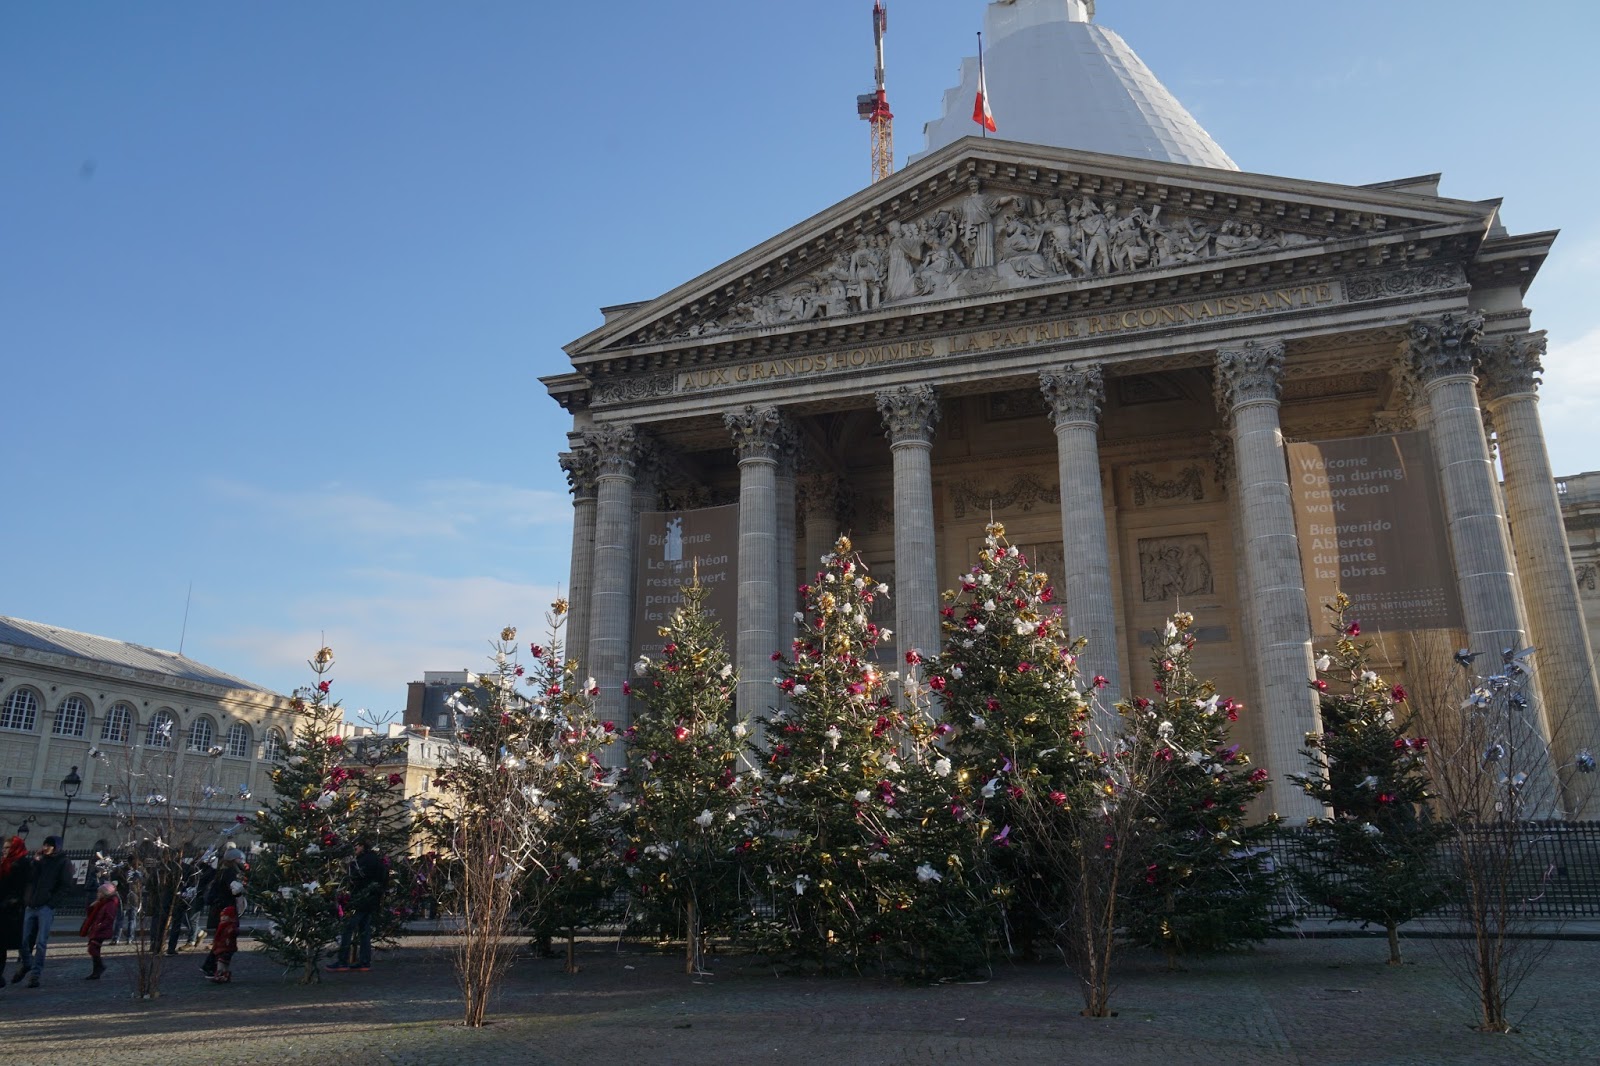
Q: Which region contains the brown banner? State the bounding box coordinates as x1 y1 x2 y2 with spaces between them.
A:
633 504 740 661
1287 431 1463 635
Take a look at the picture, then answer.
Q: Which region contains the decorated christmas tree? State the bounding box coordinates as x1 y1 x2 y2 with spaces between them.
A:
1119 613 1287 965
930 520 1137 1010
618 576 752 973
252 647 411 984
751 535 989 978
423 605 618 1026
1289 594 1454 963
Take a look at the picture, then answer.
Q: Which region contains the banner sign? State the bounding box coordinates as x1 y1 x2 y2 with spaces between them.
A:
1287 431 1463 634
633 504 739 662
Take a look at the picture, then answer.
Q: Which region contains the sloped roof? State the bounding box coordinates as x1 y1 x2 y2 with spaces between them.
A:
915 0 1237 171
0 616 278 695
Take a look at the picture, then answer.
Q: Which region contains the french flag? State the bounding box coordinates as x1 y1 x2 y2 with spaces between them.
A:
973 41 996 132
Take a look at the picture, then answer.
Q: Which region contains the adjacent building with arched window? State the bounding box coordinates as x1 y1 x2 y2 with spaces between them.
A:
0 616 300 849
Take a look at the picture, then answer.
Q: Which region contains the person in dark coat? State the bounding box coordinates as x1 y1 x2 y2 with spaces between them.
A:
0 836 31 983
329 840 388 972
79 882 119 980
14 835 74 987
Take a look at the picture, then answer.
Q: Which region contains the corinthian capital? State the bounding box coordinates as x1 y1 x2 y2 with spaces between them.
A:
876 384 941 445
724 404 790 463
558 447 599 499
1214 340 1285 413
1039 364 1105 427
587 423 640 479
1476 331 1547 403
1401 311 1484 383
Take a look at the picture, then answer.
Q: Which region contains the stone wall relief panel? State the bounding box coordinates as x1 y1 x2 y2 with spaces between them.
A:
1123 461 1211 509
948 471 1061 520
1579 563 1598 596
1137 533 1215 604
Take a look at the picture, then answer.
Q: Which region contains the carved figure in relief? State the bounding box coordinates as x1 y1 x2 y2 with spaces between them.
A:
957 187 1016 269
1109 203 1155 273
1040 203 1085 276
848 235 885 311
998 215 1052 280
1076 199 1113 276
885 220 928 302
915 213 965 297
1180 544 1212 595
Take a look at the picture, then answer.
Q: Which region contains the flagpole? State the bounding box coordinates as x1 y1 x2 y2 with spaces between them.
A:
977 32 987 139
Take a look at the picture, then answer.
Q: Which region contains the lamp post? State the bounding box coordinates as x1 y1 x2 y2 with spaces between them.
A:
60 765 82 845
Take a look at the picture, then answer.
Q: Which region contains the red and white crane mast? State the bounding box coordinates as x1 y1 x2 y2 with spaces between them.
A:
855 2 893 183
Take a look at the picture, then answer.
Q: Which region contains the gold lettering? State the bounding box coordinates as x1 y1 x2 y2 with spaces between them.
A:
1317 283 1332 302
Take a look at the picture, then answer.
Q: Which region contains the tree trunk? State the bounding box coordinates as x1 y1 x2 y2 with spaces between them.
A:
1386 922 1401 965
684 897 702 975
565 933 579 974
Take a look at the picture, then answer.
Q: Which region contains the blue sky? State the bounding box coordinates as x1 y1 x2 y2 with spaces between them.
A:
5 1 1598 719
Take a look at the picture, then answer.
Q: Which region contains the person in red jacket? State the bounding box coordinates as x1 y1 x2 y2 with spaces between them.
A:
207 904 238 983
80 882 119 980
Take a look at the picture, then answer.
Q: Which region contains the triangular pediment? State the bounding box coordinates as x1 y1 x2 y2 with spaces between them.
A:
564 138 1501 364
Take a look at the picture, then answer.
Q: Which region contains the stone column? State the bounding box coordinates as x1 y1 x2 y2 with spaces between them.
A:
1040 364 1123 712
876 385 942 670
799 472 843 587
1479 332 1600 813
559 444 599 673
1401 315 1531 667
776 444 799 659
1215 340 1324 824
587 424 641 731
726 405 786 730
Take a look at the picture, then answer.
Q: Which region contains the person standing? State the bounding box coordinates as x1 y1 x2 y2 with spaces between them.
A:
14 836 74 987
0 836 30 983
206 904 239 983
79 882 119 980
329 840 387 972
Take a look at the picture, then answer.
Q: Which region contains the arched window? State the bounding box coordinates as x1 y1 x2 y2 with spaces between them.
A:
226 722 251 758
263 729 286 762
101 703 134 743
1 689 39 732
146 708 177 748
52 696 88 737
188 716 215 752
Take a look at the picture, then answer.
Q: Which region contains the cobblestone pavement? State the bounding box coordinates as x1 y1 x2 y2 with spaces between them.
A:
0 935 1595 1065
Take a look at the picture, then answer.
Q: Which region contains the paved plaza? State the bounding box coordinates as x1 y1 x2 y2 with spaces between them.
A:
0 934 1595 1065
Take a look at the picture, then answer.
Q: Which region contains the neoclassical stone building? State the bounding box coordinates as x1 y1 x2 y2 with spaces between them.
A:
0 616 300 849
544 1 1598 819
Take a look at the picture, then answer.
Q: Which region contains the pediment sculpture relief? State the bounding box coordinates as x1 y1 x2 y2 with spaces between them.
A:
677 188 1322 339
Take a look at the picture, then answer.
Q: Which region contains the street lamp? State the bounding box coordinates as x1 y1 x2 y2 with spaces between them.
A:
60 766 82 845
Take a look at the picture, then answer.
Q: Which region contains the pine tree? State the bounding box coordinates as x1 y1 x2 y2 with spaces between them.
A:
252 647 411 984
1119 613 1287 965
751 535 988 978
929 521 1103 949
522 644 622 974
1289 593 1454 963
618 577 752 973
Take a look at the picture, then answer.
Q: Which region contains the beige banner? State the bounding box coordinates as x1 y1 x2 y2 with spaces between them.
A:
1288 431 1463 635
633 505 739 661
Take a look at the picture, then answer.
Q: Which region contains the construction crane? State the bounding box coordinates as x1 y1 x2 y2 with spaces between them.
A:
856 2 893 183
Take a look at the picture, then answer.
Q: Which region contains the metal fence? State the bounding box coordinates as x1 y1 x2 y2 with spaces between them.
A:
1264 820 1600 922
44 822 1600 925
